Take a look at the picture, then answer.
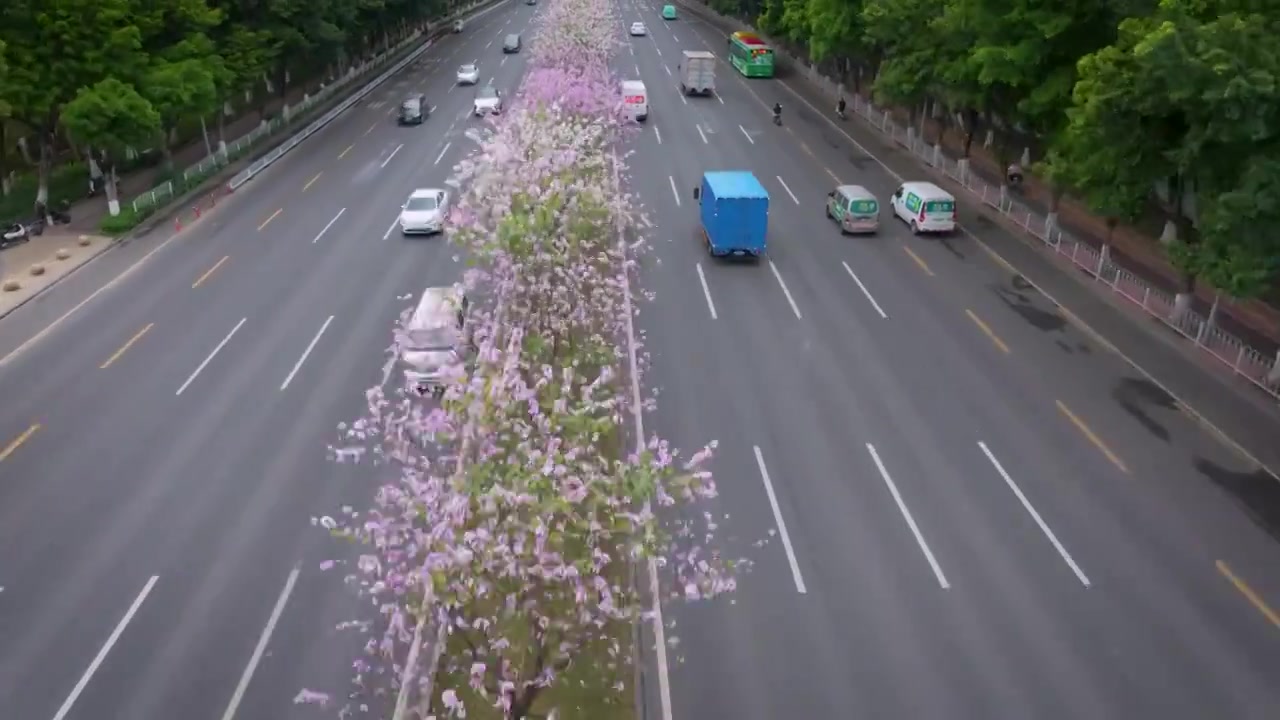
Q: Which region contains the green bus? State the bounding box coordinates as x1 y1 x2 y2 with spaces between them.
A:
727 31 775 78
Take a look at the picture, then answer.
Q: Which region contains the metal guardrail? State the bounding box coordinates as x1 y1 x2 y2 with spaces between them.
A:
671 0 1280 402
126 0 494 212
846 94 1280 400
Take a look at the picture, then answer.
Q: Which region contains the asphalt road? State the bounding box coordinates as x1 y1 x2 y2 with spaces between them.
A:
0 2 542 718
616 1 1280 718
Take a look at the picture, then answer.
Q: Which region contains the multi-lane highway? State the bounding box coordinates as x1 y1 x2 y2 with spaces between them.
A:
615 1 1280 718
0 3 543 718
2 0 1279 718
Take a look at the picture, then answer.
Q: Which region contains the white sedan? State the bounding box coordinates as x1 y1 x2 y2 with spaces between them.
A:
456 63 479 85
400 188 450 235
630 22 647 36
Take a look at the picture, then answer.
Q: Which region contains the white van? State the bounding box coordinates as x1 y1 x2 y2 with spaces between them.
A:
621 80 648 122
400 285 469 397
890 181 957 234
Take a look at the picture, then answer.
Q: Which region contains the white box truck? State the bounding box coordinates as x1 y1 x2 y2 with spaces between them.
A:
679 50 716 96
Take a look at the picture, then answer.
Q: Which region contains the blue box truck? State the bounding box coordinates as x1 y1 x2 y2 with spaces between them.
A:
695 170 769 258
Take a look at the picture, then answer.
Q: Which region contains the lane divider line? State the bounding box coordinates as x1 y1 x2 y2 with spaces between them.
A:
1217 560 1280 630
302 171 322 191
192 255 230 288
51 575 159 720
281 316 335 391
965 309 1010 354
1055 400 1130 474
313 208 346 244
695 262 718 319
176 318 246 396
100 323 154 369
842 261 888 319
979 441 1090 586
753 446 807 594
338 143 355 159
0 423 40 461
218 568 300 720
381 143 404 168
768 260 803 320
257 209 282 231
867 443 950 589
902 246 935 276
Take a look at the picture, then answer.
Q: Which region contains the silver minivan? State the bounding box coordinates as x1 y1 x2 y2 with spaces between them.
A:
400 285 469 397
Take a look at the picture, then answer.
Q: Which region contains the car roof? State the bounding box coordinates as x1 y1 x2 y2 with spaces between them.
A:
409 188 444 199
836 184 875 199
704 171 768 199
901 181 951 197
408 286 463 331
506 33 520 41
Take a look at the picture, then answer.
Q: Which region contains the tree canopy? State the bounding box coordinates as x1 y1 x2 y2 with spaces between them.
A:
0 0 453 212
735 0 1280 298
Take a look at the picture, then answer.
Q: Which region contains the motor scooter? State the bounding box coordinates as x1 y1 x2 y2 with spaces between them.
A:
1 222 32 249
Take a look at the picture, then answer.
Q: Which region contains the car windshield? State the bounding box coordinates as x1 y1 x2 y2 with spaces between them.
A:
506 35 518 45
459 64 477 74
476 86 498 101
404 326 455 352
406 196 438 211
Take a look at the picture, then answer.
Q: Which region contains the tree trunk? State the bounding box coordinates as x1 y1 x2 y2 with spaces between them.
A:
216 106 229 154
961 108 978 157
0 123 9 196
105 162 122 217
64 125 81 162
1047 184 1063 231
1104 217 1117 246
35 116 56 216
160 125 176 175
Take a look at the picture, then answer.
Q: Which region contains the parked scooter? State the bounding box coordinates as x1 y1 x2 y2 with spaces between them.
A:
2 222 33 248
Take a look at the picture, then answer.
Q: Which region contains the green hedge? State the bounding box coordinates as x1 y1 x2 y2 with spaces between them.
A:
0 162 88 225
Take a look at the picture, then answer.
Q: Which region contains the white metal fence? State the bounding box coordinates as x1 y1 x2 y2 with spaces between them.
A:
128 27 427 216
845 93 1280 400
672 0 1280 402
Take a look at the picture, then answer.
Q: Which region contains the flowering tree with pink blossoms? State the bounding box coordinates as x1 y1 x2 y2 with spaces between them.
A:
317 0 743 717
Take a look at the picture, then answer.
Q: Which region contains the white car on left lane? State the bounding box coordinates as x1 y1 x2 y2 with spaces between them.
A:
456 63 480 85
400 188 450 235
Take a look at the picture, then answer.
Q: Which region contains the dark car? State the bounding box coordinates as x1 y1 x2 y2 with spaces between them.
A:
502 34 521 53
398 94 427 125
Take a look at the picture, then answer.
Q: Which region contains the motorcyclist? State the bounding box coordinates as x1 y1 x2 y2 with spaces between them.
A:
1006 162 1024 187
836 97 847 119
772 102 782 124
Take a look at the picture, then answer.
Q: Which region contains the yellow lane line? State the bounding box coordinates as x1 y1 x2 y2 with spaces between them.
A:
100 323 154 369
1055 400 1130 474
338 144 355 159
303 171 322 191
192 255 229 288
0 424 40 461
1217 561 1280 630
965 310 1010 354
258 209 282 231
902 247 935 276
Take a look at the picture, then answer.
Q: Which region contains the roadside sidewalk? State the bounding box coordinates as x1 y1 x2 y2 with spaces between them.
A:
0 233 111 316
675 0 1280 480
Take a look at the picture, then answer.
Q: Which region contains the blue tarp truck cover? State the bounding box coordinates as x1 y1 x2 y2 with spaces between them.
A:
700 171 769 256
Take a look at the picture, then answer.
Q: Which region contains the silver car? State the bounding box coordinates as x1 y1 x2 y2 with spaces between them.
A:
399 188 449 235
473 85 503 116
456 63 479 85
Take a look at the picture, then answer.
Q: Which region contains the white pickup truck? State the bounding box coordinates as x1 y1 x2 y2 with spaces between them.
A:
678 50 716 96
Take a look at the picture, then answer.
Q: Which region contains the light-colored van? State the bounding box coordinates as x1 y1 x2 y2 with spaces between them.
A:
400 285 469 397
826 184 879 234
890 181 956 234
621 80 648 122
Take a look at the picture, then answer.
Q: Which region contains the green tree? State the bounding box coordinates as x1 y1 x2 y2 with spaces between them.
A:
0 0 142 213
862 0 949 133
1050 0 1280 308
143 57 220 173
62 78 161 216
